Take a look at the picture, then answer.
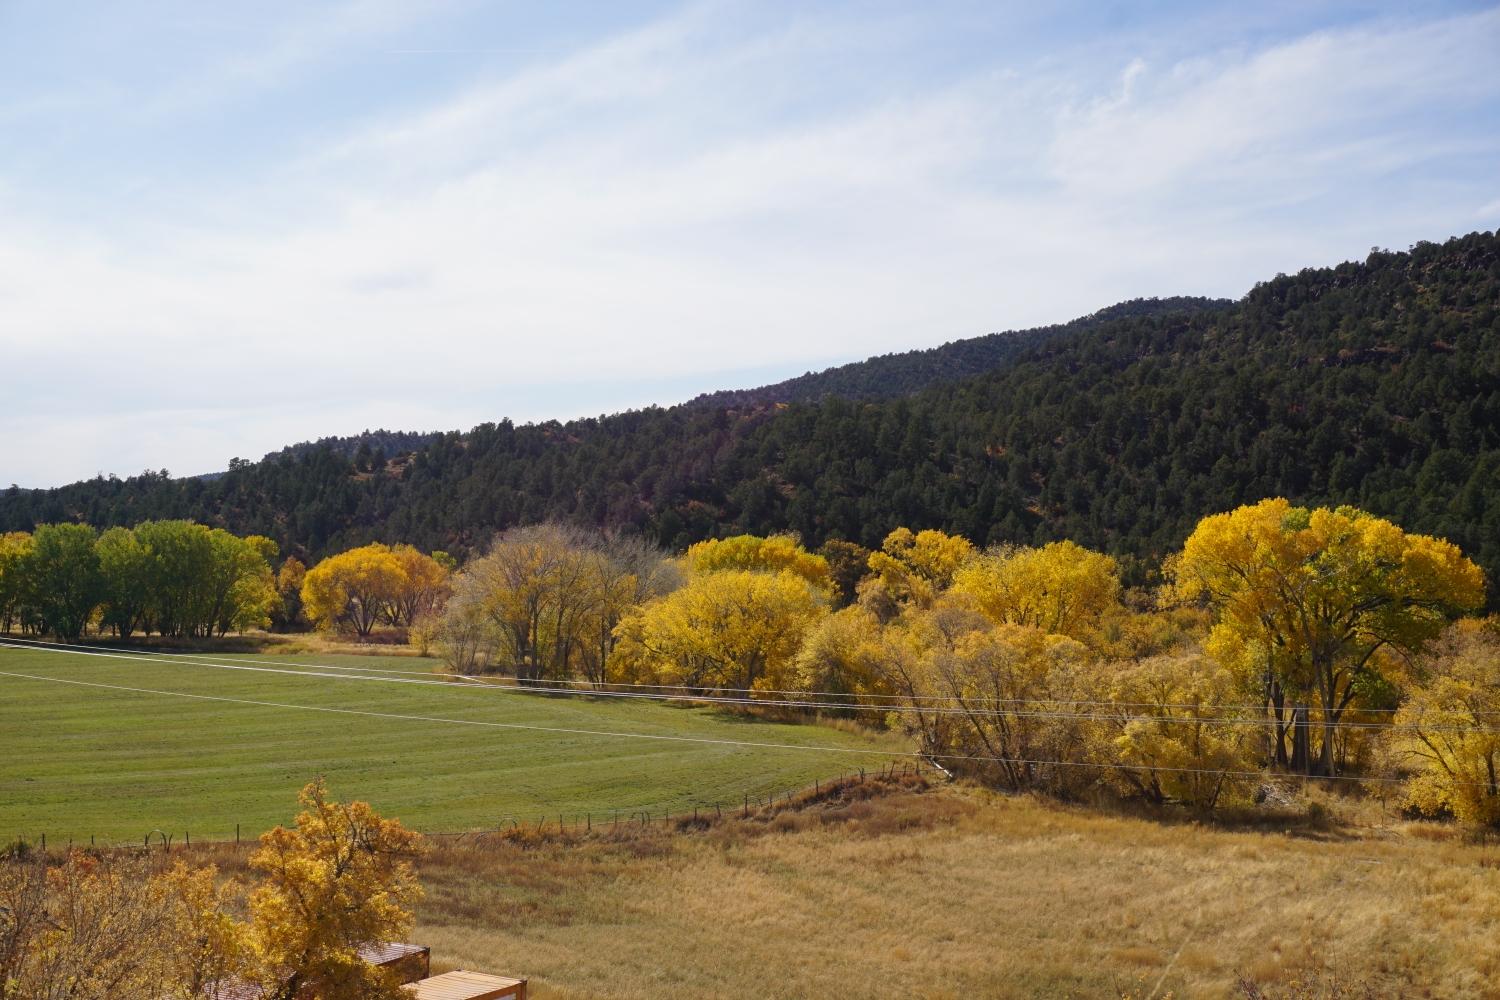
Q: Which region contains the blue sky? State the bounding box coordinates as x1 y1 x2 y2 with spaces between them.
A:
2 1 1498 486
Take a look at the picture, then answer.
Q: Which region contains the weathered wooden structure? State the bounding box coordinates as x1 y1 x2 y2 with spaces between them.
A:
405 969 528 1000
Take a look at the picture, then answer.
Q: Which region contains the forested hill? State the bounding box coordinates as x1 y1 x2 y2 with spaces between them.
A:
686 296 1231 409
4 232 1499 600
265 429 443 466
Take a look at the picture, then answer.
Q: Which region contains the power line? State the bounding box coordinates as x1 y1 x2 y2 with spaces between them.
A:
6 639 1498 735
0 636 1466 715
1 653 1493 788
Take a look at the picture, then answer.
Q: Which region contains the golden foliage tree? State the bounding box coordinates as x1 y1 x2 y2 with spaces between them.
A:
791 605 891 699
1102 654 1253 808
0 852 237 1000
1173 498 1484 775
1395 621 1500 825
156 860 247 999
866 528 974 609
613 568 825 691
0 531 30 633
244 779 424 1000
385 544 452 627
951 540 1121 641
684 535 833 595
301 544 405 638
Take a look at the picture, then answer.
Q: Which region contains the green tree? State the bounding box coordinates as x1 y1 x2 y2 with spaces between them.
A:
207 529 277 635
134 520 216 637
24 523 103 640
96 526 153 637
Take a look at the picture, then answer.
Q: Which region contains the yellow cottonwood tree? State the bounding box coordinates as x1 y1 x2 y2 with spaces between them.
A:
951 540 1121 641
301 544 406 638
684 534 833 595
791 604 891 700
385 544 452 627
157 861 247 999
1103 654 1253 808
244 779 423 1000
866 527 974 608
613 569 825 691
0 531 30 633
1173 498 1484 776
1395 621 1500 825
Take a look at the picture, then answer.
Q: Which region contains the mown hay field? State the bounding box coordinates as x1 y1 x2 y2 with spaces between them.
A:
0 643 904 843
409 777 1500 1000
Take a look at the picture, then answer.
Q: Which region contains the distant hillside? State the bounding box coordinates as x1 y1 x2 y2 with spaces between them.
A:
5 232 1499 603
188 429 445 481
686 296 1232 408
262 429 444 465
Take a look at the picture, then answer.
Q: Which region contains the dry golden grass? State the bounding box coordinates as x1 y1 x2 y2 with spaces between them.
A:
404 776 1500 1000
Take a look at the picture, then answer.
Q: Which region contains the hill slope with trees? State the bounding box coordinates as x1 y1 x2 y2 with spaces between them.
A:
4 232 1498 596
686 295 1231 408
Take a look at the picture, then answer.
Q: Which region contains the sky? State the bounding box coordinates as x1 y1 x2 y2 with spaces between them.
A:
2 2 1498 487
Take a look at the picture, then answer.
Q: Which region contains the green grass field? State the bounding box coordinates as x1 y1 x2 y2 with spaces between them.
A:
0 643 907 845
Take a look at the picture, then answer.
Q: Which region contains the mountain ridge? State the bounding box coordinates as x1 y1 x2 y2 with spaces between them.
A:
685 296 1232 409
5 232 1498 604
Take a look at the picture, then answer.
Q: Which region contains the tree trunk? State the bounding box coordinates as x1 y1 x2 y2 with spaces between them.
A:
1291 704 1311 775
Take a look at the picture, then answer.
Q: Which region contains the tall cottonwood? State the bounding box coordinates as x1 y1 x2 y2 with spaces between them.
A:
1174 498 1484 775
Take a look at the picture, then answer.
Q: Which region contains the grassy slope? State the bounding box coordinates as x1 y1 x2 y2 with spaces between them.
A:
0 645 904 843
408 780 1500 1000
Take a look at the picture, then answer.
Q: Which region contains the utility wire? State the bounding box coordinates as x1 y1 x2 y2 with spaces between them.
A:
4 640 1496 735
0 638 1476 716
0 663 1484 788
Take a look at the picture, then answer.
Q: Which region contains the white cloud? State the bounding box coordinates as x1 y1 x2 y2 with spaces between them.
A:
2 3 1498 486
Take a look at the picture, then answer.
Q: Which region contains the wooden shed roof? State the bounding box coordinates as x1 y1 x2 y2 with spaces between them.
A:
404 970 526 1000
360 942 430 966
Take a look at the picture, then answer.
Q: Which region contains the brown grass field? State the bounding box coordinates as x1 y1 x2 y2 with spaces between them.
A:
152 774 1500 999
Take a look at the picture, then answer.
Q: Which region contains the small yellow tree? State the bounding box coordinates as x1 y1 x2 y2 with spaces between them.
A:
244 779 424 1000
1395 621 1500 825
0 852 197 1000
791 605 891 699
1103 654 1253 808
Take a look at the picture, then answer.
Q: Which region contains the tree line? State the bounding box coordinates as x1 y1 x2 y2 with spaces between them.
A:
0 523 460 645
430 502 1500 823
1 233 1495 604
0 522 280 641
